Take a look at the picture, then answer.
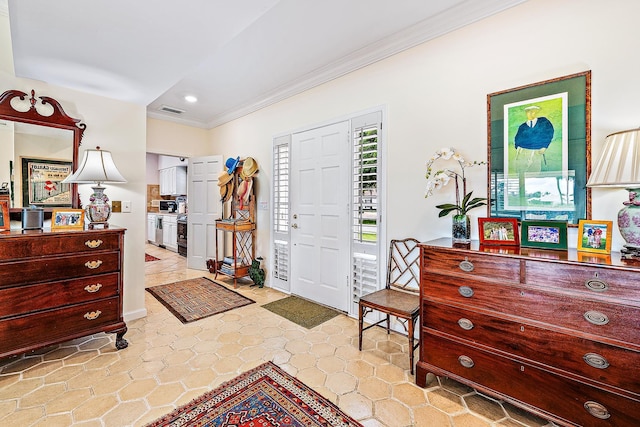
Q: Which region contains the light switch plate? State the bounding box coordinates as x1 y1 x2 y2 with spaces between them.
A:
111 201 122 213
122 201 131 213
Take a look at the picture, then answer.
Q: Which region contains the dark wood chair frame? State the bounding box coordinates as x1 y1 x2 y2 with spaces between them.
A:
358 238 421 374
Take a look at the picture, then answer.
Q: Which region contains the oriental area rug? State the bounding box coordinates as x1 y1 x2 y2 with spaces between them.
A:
262 295 341 329
145 253 160 262
145 361 362 427
146 277 254 323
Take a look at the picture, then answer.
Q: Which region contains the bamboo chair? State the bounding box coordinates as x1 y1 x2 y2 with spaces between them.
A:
358 238 421 374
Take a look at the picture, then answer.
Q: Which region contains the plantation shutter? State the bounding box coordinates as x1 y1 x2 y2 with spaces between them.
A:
271 134 291 292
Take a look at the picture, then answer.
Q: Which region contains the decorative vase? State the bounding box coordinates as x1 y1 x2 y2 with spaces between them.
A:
85 184 111 225
617 188 640 256
452 214 471 243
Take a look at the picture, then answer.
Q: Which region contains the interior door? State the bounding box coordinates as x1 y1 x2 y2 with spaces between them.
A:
290 122 350 311
187 155 222 270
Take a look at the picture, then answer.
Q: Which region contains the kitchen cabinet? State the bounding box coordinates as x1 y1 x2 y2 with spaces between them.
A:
159 166 187 196
162 214 178 252
147 213 157 244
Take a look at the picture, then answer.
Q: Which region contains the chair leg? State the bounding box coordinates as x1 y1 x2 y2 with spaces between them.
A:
358 304 364 351
408 318 415 375
386 314 390 334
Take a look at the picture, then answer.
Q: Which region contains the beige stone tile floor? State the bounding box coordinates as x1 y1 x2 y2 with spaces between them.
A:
0 244 556 427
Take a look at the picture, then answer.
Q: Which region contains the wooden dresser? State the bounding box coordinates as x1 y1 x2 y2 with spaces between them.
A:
417 238 640 427
0 227 128 359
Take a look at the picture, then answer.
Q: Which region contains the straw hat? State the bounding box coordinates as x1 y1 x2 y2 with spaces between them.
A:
240 157 259 180
217 170 233 186
219 179 234 203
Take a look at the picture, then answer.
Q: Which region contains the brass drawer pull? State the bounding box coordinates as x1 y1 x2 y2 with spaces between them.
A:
583 310 609 326
458 286 474 298
85 239 103 248
83 310 102 320
85 260 103 269
585 278 609 292
84 283 103 293
457 318 474 330
458 258 474 272
584 401 610 419
583 353 610 369
458 355 474 368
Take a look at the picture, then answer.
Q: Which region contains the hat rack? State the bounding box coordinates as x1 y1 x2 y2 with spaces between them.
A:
213 157 258 288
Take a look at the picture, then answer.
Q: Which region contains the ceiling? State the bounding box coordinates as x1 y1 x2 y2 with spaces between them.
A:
5 0 525 129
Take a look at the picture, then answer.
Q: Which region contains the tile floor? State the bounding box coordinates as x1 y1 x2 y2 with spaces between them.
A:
0 244 555 427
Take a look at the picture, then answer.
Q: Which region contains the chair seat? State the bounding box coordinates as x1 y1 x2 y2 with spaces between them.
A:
359 288 419 317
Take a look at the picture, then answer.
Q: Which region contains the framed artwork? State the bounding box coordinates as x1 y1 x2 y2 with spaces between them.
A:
21 158 73 207
0 200 9 231
487 71 591 225
51 208 85 230
521 220 568 250
478 217 520 246
577 219 613 254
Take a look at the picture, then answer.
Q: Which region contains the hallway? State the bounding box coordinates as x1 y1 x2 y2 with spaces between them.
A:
0 245 549 426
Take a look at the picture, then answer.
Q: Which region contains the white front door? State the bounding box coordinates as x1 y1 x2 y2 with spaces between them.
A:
187 155 222 270
290 122 350 311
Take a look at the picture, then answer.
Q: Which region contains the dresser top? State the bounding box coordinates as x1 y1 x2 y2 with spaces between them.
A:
420 238 640 270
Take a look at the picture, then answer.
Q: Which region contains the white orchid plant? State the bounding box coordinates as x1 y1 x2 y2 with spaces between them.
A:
425 147 487 217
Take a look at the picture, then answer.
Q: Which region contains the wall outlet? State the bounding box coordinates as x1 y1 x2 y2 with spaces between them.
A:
122 201 131 213
111 201 122 213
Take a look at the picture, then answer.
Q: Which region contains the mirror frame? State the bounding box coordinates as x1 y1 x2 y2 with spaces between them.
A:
0 89 85 212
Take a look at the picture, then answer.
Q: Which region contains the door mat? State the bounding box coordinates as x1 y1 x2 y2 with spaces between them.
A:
261 295 342 329
145 253 160 262
145 361 362 427
146 277 255 323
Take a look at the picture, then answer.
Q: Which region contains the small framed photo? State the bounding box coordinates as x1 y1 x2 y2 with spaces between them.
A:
577 219 613 254
52 208 85 230
521 220 568 250
0 200 9 231
478 218 520 246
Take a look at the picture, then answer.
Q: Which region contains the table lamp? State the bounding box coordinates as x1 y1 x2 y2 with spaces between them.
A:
62 146 126 229
586 129 640 258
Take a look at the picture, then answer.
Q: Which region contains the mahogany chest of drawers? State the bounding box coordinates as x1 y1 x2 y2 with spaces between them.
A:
0 227 128 359
417 238 640 427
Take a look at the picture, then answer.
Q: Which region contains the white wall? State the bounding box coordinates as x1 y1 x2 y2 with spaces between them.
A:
147 117 209 157
1 9 148 321
207 0 640 262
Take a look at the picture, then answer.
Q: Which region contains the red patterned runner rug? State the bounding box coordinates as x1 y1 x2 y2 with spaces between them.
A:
145 253 160 262
145 361 363 427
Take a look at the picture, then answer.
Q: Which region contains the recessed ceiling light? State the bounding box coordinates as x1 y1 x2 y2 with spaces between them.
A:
184 95 198 103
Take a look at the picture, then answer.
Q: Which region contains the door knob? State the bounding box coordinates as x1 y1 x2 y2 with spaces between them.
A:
292 223 298 229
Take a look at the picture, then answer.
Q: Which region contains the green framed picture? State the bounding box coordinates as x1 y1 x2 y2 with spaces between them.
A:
520 220 568 250
487 71 591 225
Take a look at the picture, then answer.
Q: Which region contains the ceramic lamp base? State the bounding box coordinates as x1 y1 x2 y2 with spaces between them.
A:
617 188 640 259
85 184 112 228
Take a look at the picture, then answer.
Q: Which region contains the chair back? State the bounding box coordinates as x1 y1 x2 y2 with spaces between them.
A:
386 238 420 294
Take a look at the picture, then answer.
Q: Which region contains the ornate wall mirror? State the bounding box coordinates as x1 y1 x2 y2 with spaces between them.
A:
0 89 85 213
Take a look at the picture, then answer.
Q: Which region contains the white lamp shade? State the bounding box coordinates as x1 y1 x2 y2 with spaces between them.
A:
587 129 640 187
62 147 126 184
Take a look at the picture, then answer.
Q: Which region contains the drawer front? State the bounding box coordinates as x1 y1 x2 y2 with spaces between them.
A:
0 297 120 356
422 331 640 427
422 272 640 345
0 232 120 260
422 247 520 283
525 260 640 304
0 273 120 318
423 301 640 394
0 251 120 287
